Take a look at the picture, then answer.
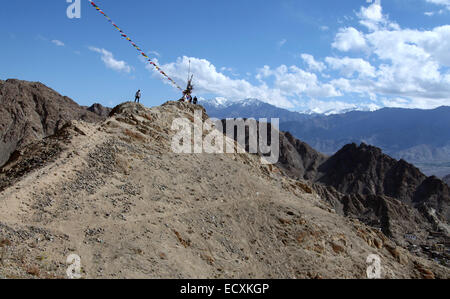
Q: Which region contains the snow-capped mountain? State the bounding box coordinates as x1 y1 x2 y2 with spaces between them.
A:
201 97 234 108
199 98 265 108
199 98 312 122
199 98 450 178
199 98 379 116
302 105 380 116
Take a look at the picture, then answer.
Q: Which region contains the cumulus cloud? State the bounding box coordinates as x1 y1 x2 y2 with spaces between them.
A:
328 1 450 110
89 47 132 73
154 56 294 108
332 27 368 52
301 54 326 72
357 0 399 31
325 57 376 78
257 64 341 99
147 56 343 109
139 1 450 113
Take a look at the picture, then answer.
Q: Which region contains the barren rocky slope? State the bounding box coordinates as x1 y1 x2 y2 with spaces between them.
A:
0 79 107 167
221 121 450 267
1 101 448 279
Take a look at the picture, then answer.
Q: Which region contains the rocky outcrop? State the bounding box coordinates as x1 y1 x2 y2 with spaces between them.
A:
219 120 327 181
0 79 105 167
316 143 449 224
213 116 449 266
86 103 112 118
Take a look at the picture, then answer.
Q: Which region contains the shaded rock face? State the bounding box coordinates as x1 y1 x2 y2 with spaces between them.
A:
278 131 327 181
86 103 112 118
339 194 425 237
296 142 448 264
316 143 449 224
219 120 327 181
0 79 104 167
212 114 449 264
317 143 425 200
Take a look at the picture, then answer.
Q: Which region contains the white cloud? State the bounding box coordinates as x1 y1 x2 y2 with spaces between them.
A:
257 65 341 98
154 56 294 108
359 0 383 24
147 56 343 109
301 54 326 72
325 57 376 78
332 27 368 52
51 40 65 47
140 1 450 113
359 26 450 100
89 47 132 73
357 0 399 31
326 1 450 110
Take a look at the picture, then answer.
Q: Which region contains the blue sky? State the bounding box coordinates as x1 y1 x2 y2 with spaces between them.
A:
1 0 449 113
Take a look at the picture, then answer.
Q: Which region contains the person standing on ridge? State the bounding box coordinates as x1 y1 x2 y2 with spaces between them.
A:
193 96 198 105
135 90 141 103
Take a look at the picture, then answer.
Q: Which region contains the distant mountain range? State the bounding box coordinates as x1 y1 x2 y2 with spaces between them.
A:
200 98 450 178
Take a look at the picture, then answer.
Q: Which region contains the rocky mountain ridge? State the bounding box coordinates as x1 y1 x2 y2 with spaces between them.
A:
0 100 447 278
201 98 450 178
0 79 109 167
0 81 448 278
220 121 449 265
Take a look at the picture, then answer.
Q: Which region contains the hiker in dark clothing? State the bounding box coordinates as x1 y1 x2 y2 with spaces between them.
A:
135 90 141 103
193 96 198 105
